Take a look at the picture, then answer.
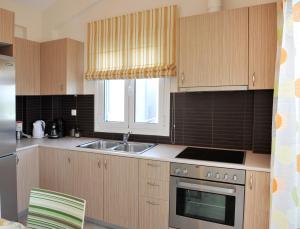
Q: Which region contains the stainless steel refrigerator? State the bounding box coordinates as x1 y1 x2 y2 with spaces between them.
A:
0 54 18 220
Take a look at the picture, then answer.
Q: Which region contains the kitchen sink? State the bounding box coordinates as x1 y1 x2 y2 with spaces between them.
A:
78 140 121 150
112 143 156 154
78 140 156 154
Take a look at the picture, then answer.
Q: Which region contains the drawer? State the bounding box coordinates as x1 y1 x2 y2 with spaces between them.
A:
139 178 169 200
139 197 169 229
139 159 170 181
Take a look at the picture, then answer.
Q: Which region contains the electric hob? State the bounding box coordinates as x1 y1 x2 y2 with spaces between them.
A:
176 147 245 164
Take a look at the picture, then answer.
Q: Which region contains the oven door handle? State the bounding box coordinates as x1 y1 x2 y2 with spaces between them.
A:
177 181 236 195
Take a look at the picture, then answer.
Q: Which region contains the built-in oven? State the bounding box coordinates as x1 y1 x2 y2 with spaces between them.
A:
170 163 245 229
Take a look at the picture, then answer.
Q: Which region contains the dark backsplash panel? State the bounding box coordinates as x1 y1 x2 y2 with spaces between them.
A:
16 95 94 136
16 90 273 154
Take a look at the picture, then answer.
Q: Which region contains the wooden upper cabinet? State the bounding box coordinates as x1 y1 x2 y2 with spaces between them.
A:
40 38 83 95
0 8 14 45
179 7 249 89
244 171 270 229
15 38 40 95
249 3 277 90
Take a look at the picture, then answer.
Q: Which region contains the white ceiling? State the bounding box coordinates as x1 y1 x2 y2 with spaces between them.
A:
11 0 57 10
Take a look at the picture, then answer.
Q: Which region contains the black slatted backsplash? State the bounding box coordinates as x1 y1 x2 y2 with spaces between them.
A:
16 90 273 154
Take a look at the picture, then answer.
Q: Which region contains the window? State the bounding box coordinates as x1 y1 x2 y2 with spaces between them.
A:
95 78 170 136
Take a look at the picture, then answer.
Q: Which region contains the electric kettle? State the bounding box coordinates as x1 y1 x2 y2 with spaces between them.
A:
32 120 45 138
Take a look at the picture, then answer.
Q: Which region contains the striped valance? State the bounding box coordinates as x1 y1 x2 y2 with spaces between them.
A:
85 5 177 80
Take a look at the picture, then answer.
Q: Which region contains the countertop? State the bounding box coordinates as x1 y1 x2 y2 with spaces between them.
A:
16 137 271 172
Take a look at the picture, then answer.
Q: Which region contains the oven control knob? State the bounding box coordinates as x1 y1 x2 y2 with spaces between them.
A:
207 172 212 178
233 175 238 181
175 168 181 175
215 173 220 179
182 168 188 175
224 174 229 180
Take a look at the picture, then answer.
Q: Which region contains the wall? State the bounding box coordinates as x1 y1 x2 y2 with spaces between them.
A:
16 90 274 154
0 0 43 41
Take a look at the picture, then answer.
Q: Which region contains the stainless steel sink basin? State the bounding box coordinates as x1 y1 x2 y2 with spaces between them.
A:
78 140 121 150
78 140 156 154
112 143 156 154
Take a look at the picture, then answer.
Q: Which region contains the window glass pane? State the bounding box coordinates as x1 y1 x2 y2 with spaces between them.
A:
135 78 159 123
104 80 125 122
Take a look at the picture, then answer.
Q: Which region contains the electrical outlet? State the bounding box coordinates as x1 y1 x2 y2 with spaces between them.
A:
71 109 77 116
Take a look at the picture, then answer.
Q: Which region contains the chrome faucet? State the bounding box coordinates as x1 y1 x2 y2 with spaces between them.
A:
123 131 131 144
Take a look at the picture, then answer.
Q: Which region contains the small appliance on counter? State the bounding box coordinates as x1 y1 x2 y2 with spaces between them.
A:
46 118 65 139
32 120 46 139
16 121 23 140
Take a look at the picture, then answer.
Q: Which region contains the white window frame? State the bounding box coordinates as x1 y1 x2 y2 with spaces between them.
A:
94 78 170 136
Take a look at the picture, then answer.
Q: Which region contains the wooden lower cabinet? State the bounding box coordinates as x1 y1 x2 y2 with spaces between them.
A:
244 171 270 229
139 159 170 229
103 155 139 229
72 152 104 221
16 147 39 214
139 197 169 229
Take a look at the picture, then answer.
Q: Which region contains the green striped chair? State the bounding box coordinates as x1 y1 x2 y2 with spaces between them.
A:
27 188 86 229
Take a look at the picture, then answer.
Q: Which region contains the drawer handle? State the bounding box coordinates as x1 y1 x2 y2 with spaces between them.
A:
146 200 160 206
147 163 160 168
68 157 71 163
97 160 101 168
147 182 160 187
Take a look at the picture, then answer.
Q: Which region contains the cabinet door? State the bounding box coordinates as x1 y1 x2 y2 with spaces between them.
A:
16 147 39 214
40 39 67 95
104 155 139 229
249 3 277 89
15 38 40 95
0 8 14 45
72 152 104 221
179 7 248 88
139 197 169 229
244 171 270 229
39 147 73 194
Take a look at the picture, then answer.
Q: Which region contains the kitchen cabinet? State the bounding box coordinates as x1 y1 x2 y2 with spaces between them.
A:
249 3 277 89
16 147 39 214
244 171 270 229
72 152 104 221
39 147 73 194
103 155 139 229
179 7 248 89
40 38 83 95
39 148 105 221
15 38 40 95
0 8 14 45
139 159 170 229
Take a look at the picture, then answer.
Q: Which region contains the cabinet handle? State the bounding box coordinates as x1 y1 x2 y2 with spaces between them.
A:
147 182 160 187
97 160 101 168
147 163 160 168
252 72 256 87
68 157 71 164
146 200 160 206
181 72 185 84
16 155 19 165
249 173 254 190
104 159 107 169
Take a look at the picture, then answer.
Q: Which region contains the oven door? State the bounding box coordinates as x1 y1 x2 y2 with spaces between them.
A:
170 176 244 229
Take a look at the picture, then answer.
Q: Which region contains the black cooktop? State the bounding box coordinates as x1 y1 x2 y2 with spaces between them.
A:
176 147 245 164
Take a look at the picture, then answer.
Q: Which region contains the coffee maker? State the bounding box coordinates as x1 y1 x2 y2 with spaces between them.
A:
47 118 64 139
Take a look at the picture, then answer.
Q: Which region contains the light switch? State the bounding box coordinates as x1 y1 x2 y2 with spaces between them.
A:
71 109 77 116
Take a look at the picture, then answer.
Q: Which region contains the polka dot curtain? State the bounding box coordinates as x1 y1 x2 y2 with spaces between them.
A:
270 0 300 228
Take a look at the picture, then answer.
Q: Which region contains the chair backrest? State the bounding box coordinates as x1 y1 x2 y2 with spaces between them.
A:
27 188 86 229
